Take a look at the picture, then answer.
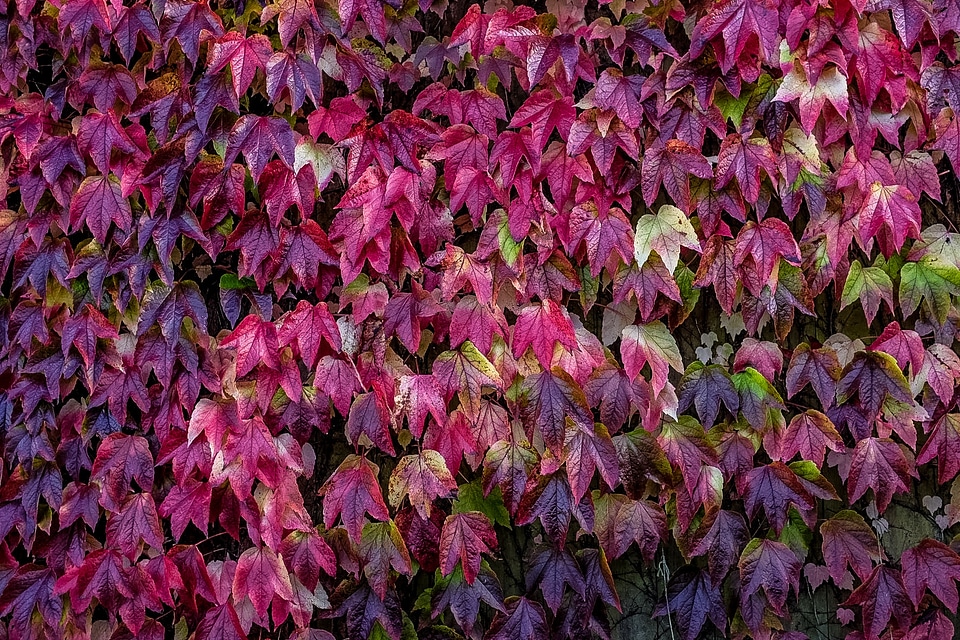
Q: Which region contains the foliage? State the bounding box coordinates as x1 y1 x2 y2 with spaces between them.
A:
1 0 960 638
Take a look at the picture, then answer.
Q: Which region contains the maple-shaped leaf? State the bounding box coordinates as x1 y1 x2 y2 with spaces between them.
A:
69 174 132 244
677 362 740 428
233 545 294 618
486 596 549 640
516 472 579 545
714 133 778 204
482 439 538 516
904 610 955 640
346 390 395 455
430 563 505 637
359 521 413 600
388 450 457 519
739 538 801 615
525 546 586 613
821 510 881 584
688 0 778 73
521 368 593 458
566 202 635 277
843 565 913 639
159 477 211 540
594 492 666 562
219 314 280 378
640 138 713 212
512 299 577 369
899 256 960 323
836 350 913 420
440 511 497 585
847 437 914 512
688 509 749 583
901 539 960 612
621 322 683 396
91 434 154 511
224 115 295 182
780 410 844 468
432 341 503 419
564 422 620 503
741 462 815 534
653 567 726 640
841 259 896 326
917 415 960 484
395 374 446 439
260 0 320 45
774 64 849 135
658 416 719 497
856 182 922 257
336 583 402 640
734 217 801 296
208 32 272 97
785 342 841 409
694 235 738 314
633 204 700 275
510 89 575 150
428 244 493 305
106 492 164 559
318 455 390 542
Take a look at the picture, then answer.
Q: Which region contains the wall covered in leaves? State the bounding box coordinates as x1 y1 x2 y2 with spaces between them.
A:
1 0 960 638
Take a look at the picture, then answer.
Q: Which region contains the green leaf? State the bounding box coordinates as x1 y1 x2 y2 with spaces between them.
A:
899 256 960 322
453 481 511 528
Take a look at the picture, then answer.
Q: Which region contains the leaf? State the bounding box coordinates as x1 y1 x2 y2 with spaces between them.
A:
785 343 841 408
620 322 683 395
439 512 497 585
688 509 749 583
738 538 802 615
219 315 281 378
69 174 132 243
836 350 913 420
641 138 713 212
774 65 849 135
780 411 844 468
318 455 390 543
233 545 294 618
429 564 505 637
563 422 620 503
486 596 549 640
224 115 295 182
521 368 592 458
918 414 960 484
843 566 914 640
525 546 585 613
633 204 701 275
653 567 726 640
657 416 719 498
741 462 815 535
359 521 413 600
388 450 457 519
714 133 779 204
901 539 960 612
677 362 740 428
847 437 914 513
433 341 503 418
899 256 960 323
90 434 155 512
821 510 881 584
841 260 895 326
512 300 578 369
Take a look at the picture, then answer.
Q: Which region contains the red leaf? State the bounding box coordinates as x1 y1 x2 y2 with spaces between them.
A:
233 545 294 618
901 539 960 612
318 455 390 543
843 565 913 640
439 512 497 585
